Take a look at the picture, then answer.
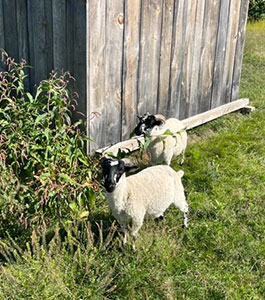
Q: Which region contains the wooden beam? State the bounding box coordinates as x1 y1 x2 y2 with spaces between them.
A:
96 98 249 156
96 136 145 156
181 98 249 129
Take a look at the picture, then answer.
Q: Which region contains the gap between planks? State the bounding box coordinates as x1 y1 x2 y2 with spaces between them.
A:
96 98 249 156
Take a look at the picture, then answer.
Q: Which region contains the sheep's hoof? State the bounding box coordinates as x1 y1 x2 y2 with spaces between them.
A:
155 215 164 222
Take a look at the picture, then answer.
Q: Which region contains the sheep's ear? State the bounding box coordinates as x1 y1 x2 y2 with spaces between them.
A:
101 157 108 166
121 158 139 173
124 165 139 173
155 120 164 126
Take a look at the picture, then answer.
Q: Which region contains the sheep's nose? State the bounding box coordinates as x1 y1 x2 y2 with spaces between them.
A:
104 182 116 193
106 184 115 193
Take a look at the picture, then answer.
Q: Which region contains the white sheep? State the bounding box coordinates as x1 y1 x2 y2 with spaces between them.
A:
134 114 187 165
101 157 189 244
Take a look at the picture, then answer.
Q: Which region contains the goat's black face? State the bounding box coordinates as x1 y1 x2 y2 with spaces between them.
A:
134 114 163 136
101 158 126 193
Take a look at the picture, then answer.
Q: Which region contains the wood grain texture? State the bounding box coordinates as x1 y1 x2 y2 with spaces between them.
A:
16 0 30 90
71 0 87 125
137 0 163 116
2 0 18 59
27 0 53 89
157 0 174 116
211 0 231 109
168 0 187 118
197 0 220 113
122 0 141 140
231 0 249 101
182 98 249 129
52 0 66 70
222 0 242 104
188 0 206 117
179 0 197 119
103 0 124 146
88 0 106 150
0 0 4 54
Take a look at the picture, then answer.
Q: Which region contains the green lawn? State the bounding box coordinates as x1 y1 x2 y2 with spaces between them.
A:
0 21 265 300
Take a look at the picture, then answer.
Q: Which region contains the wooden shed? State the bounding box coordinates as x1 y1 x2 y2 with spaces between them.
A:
0 0 249 150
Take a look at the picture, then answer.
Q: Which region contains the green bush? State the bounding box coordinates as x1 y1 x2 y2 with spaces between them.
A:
0 50 101 241
248 0 265 21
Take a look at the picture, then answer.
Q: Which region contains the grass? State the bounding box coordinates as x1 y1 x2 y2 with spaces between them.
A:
0 21 265 299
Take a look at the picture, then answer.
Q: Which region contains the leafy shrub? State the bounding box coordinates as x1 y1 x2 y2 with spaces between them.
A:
0 50 101 240
248 0 265 21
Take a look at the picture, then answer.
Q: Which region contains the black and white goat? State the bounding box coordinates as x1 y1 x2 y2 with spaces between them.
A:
134 113 187 165
101 157 189 244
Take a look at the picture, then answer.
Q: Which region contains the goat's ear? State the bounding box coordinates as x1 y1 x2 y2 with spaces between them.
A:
137 115 142 120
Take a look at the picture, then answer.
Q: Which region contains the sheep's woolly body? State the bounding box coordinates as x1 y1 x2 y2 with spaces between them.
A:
147 118 187 165
106 165 188 237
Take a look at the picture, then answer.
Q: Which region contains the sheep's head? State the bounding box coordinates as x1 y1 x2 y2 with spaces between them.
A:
101 158 138 193
134 113 166 136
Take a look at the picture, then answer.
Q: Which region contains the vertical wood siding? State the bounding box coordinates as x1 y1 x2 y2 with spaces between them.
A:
0 0 249 150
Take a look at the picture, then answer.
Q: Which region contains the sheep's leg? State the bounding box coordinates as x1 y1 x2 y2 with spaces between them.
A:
131 220 143 238
174 202 189 228
181 204 189 228
180 150 185 165
120 223 128 245
130 217 144 251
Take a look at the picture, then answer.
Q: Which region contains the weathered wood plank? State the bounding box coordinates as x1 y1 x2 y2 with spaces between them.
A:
103 0 124 146
188 0 206 116
157 0 174 116
179 0 198 119
96 99 249 156
197 0 220 113
88 0 106 150
0 0 4 53
16 0 30 90
2 0 18 59
0 0 6 72
122 0 141 140
222 0 242 104
86 0 90 145
231 0 249 101
27 0 53 89
52 0 67 70
99 136 144 156
182 98 249 130
211 0 231 108
168 0 187 118
72 0 87 125
66 0 75 73
137 0 163 116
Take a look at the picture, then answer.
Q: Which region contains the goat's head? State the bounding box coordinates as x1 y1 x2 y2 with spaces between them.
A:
101 158 138 193
134 113 166 135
